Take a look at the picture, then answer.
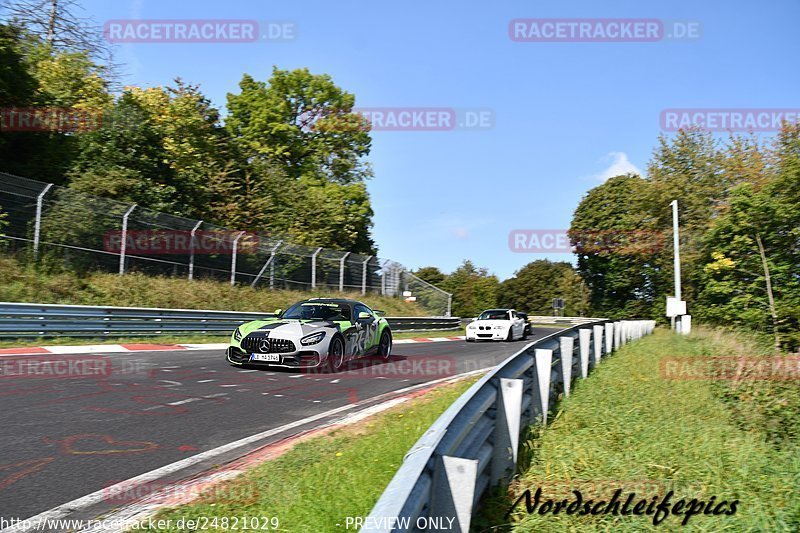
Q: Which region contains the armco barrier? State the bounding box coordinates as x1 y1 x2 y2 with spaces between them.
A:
0 302 460 337
361 319 656 532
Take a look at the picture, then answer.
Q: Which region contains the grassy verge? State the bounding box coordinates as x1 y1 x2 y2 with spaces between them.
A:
133 376 480 532
0 256 426 315
478 328 799 532
0 329 465 348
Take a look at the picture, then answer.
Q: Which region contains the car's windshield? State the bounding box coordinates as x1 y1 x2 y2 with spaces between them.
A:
478 310 509 321
282 302 350 321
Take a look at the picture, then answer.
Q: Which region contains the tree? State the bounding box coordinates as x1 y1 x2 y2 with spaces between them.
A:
569 174 662 318
499 260 589 316
440 260 499 318
413 266 447 287
226 68 372 184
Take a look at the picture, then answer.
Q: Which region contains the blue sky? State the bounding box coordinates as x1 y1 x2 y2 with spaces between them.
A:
81 0 799 280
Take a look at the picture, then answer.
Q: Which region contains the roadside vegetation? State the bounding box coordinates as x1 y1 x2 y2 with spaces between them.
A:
134 376 480 533
0 255 425 315
477 328 799 532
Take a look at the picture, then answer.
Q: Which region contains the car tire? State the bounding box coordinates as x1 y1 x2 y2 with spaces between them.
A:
326 336 345 373
506 328 514 342
466 338 474 342
378 330 392 359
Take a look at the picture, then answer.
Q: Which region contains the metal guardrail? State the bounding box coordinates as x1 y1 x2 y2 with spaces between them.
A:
361 318 657 532
0 302 461 337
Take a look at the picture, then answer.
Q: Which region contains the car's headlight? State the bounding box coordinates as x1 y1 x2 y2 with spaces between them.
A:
301 331 326 346
494 325 505 329
233 328 243 341
467 324 477 330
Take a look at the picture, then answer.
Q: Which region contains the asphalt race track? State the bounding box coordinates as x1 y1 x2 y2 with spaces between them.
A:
0 327 559 524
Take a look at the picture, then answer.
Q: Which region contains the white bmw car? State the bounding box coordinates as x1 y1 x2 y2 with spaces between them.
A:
466 308 528 342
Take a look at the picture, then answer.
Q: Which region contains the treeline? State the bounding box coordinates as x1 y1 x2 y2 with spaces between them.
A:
0 2 376 253
414 260 589 319
571 127 800 350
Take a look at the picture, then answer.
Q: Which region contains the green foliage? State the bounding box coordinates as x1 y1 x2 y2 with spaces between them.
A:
412 266 447 287
439 260 500 318
499 259 589 316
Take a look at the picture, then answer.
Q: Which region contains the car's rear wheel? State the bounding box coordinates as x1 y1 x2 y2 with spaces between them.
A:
378 330 392 359
326 336 345 372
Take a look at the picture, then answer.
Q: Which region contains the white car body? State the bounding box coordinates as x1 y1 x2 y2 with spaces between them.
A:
466 308 527 342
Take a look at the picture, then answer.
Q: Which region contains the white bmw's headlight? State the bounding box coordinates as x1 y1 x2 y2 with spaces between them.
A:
301 331 326 346
467 324 477 330
494 325 505 330
233 328 243 341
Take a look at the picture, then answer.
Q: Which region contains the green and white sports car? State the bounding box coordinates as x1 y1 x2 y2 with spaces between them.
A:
226 298 392 372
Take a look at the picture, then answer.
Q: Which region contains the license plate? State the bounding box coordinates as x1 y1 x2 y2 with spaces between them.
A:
251 353 280 362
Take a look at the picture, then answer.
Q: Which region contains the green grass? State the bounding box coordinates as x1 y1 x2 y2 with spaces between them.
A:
478 328 799 532
133 376 480 532
0 255 427 316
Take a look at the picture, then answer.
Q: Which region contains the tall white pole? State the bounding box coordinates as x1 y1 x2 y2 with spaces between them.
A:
671 200 682 301
671 200 682 331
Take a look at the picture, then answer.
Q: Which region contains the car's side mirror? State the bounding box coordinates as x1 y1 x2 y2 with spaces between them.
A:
358 311 372 320
373 309 386 317
274 309 283 316
471 317 477 322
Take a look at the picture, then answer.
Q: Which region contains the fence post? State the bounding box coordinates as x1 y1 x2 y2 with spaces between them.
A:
593 325 604 365
188 220 203 280
32 183 54 259
311 247 323 289
361 255 372 295
533 348 553 425
230 231 245 286
559 336 575 397
251 240 282 288
339 252 350 292
380 259 390 295
491 378 523 484
429 455 478 533
446 293 453 318
605 322 614 355
118 204 137 275
579 328 592 378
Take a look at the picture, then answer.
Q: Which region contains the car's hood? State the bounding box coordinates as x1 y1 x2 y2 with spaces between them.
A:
239 318 344 338
471 319 511 327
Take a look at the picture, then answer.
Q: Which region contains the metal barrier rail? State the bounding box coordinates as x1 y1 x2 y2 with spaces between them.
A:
0 302 461 337
361 318 657 532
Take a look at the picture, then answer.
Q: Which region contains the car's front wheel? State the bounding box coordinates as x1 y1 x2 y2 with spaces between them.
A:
378 330 392 359
505 328 515 342
326 336 345 372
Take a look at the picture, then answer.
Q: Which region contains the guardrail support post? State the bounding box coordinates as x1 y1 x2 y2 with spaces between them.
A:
430 455 478 533
559 336 575 397
118 204 137 275
446 293 452 318
230 231 246 286
339 252 350 292
33 183 54 259
533 348 553 425
605 322 614 355
491 378 523 484
614 321 622 350
311 247 323 289
578 328 592 378
593 325 604 366
361 255 372 295
188 220 203 280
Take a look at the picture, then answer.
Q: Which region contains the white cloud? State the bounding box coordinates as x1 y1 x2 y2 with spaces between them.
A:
589 152 642 182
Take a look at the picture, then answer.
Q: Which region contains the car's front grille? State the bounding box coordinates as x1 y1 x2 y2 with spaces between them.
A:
241 335 296 354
